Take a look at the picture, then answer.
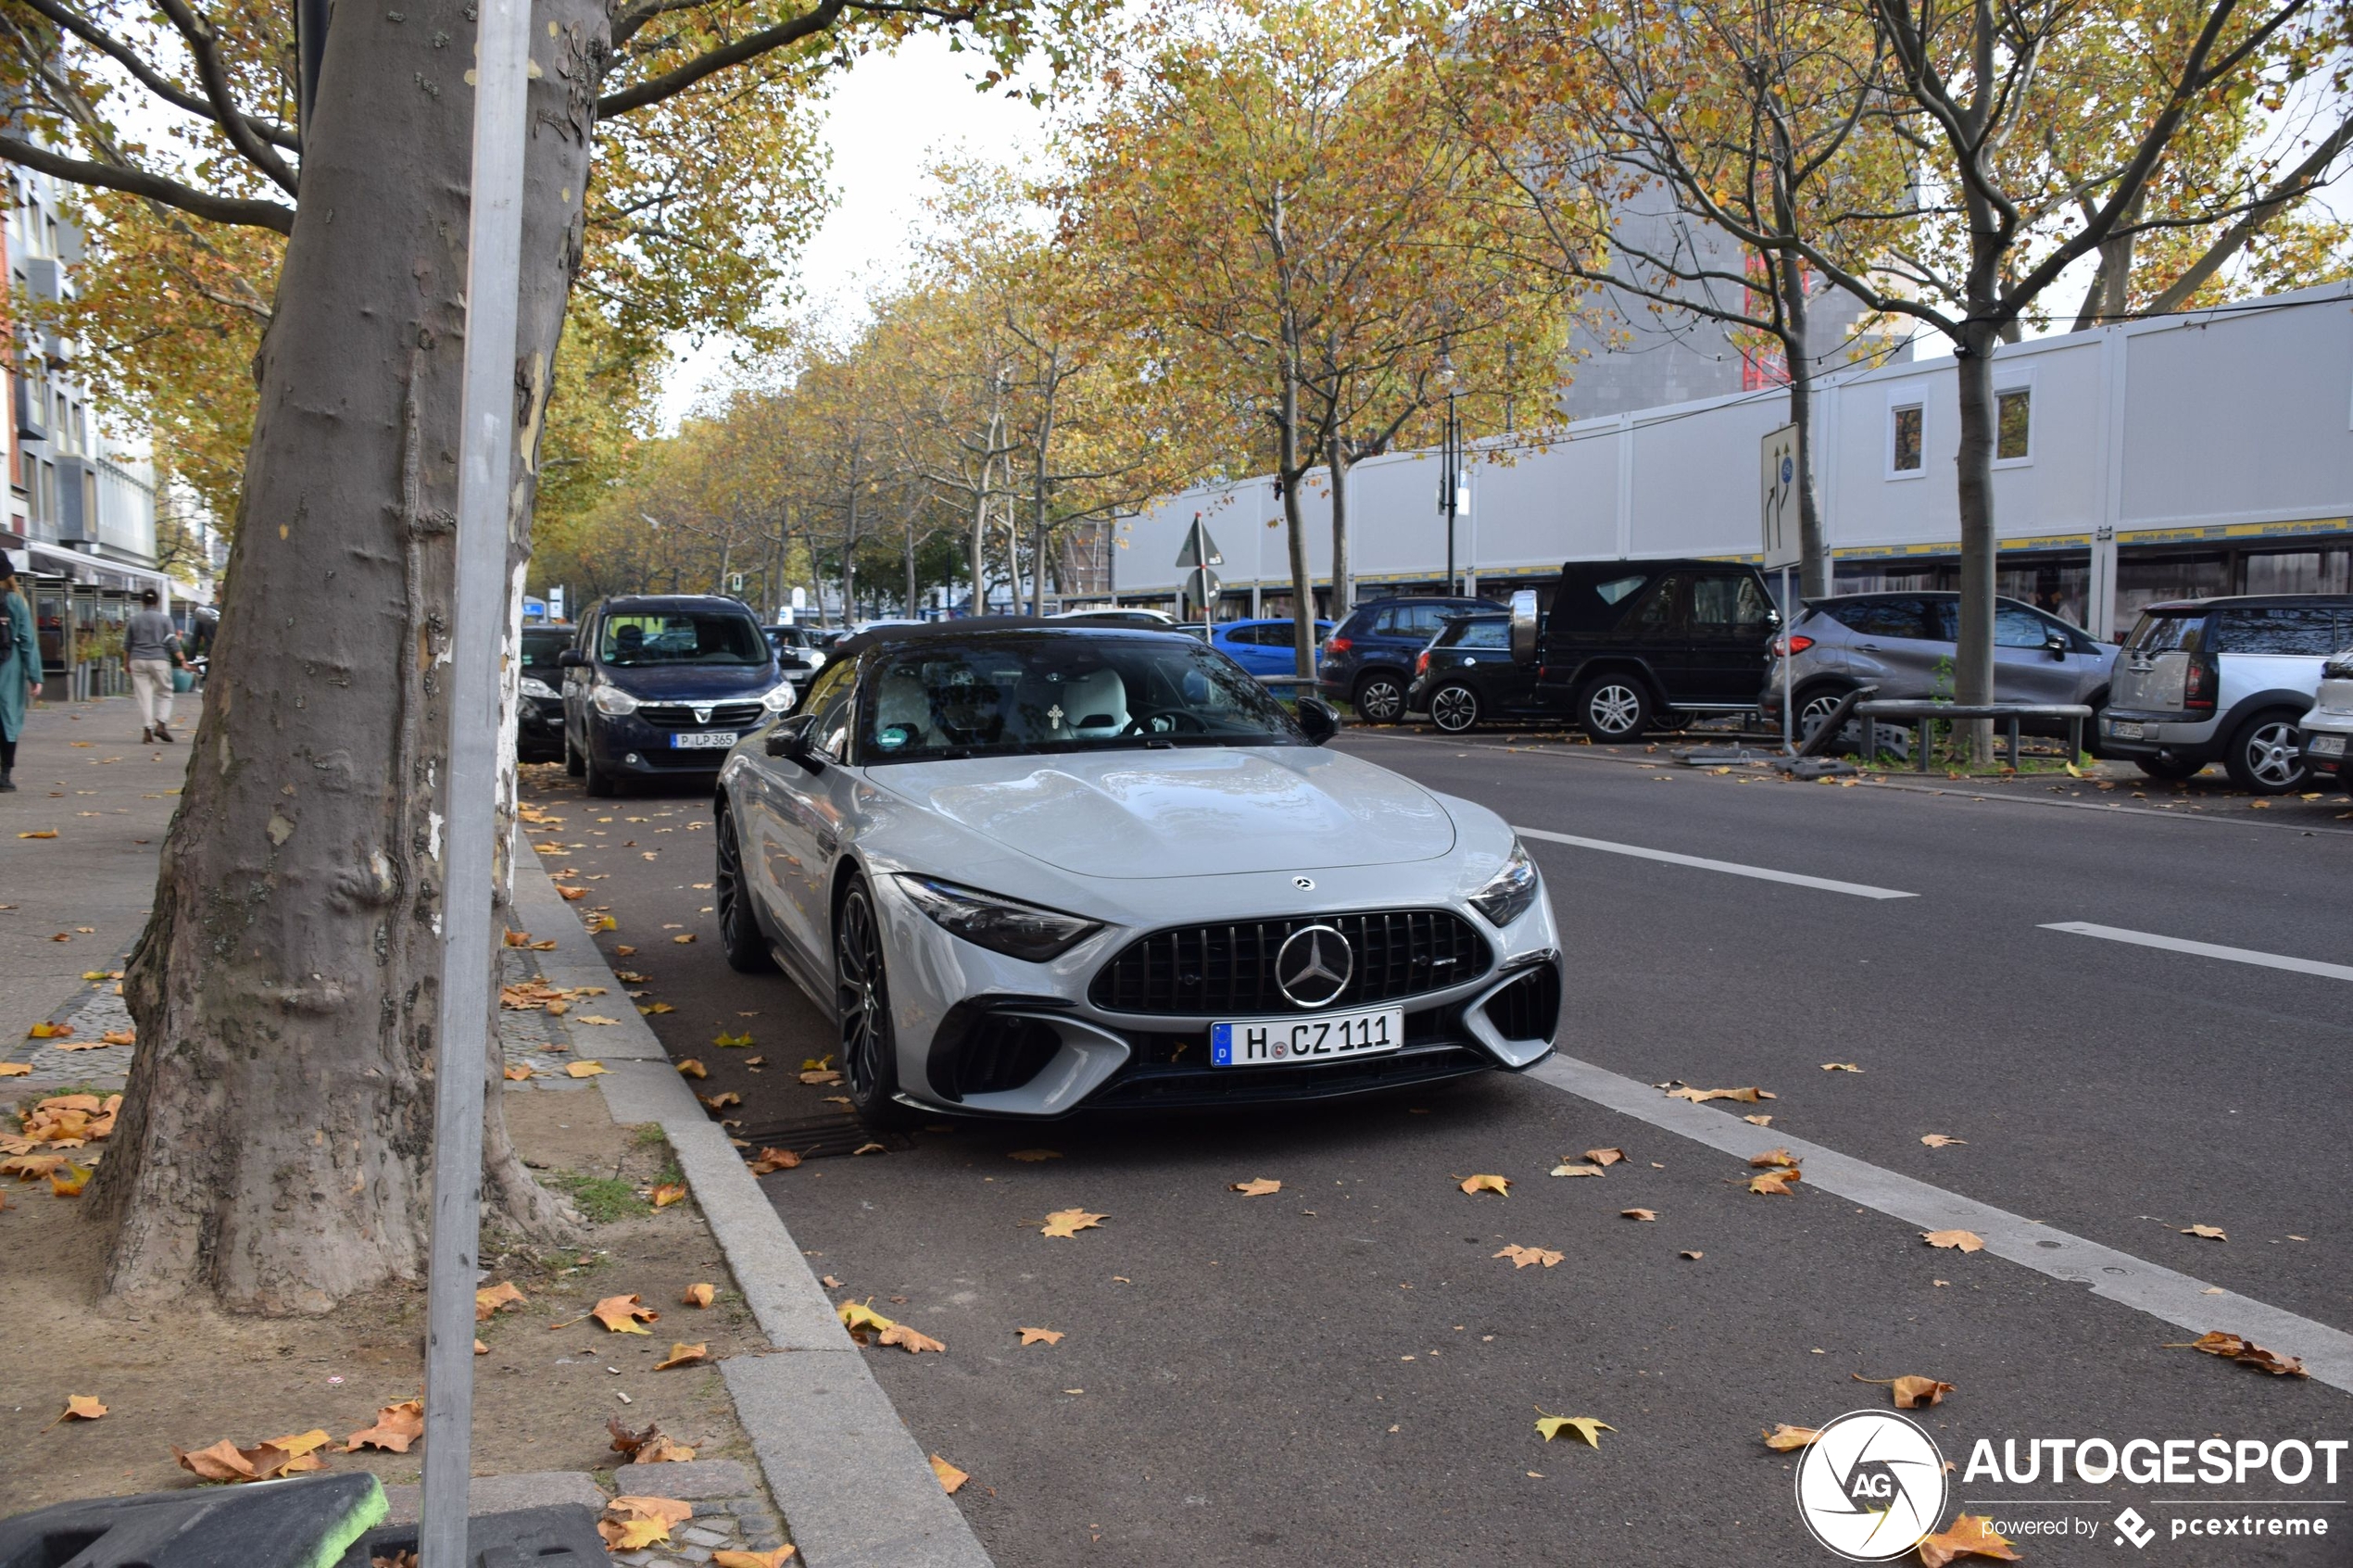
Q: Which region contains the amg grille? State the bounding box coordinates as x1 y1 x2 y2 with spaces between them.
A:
640 702 762 731
1089 909 1490 1016
1481 964 1560 1043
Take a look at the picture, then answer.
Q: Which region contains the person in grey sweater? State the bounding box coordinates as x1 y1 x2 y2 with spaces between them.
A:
125 587 184 743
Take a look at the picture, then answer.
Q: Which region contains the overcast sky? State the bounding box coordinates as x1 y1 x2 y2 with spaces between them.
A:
657 37 1053 427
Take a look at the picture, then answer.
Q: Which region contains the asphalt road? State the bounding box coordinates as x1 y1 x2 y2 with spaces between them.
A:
522 737 2353 1568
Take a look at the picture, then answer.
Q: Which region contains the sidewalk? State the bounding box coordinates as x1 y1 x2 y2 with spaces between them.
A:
0 697 188 1062
3 714 988 1567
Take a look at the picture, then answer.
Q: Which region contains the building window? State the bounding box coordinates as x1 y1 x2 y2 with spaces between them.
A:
1995 387 2032 461
1890 403 1924 474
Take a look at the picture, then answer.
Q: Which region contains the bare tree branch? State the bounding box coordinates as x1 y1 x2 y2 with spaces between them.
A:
0 133 295 232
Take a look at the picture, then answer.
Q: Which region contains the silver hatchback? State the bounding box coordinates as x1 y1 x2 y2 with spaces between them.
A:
1762 592 2113 734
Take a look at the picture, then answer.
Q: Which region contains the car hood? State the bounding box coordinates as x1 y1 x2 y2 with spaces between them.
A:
871 746 1457 879
599 663 776 700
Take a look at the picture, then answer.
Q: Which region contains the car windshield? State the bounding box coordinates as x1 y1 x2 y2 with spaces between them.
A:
858 633 1304 762
520 630 571 671
600 612 768 667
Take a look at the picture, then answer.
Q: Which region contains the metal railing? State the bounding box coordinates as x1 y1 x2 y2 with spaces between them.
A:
1855 699 2094 772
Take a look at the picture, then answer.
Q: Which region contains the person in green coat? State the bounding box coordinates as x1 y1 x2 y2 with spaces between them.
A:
0 553 42 792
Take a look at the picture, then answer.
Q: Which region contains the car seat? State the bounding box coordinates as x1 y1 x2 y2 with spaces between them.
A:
873 669 930 750
1063 666 1129 738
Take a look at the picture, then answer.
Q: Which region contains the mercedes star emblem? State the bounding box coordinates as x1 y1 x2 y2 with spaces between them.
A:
1275 923 1353 1009
1293 875 1315 890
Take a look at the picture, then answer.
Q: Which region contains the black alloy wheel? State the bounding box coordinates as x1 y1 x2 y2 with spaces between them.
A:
1577 676 1651 741
714 803 774 973
835 882 916 1129
1429 683 1482 734
1353 672 1406 724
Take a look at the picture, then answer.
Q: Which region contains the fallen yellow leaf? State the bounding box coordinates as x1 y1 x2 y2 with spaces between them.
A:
1548 1162 1604 1178
748 1147 801 1173
653 1341 708 1370
1535 1414 1612 1448
1761 1424 1819 1451
18 830 57 839
1041 1207 1106 1238
174 1438 258 1482
1820 1061 1863 1073
676 1059 709 1080
100 1029 135 1046
26 1022 72 1039
1923 1229 1984 1252
673 934 697 944
1747 1148 1800 1168
475 1280 527 1320
929 1454 969 1494
44 1394 107 1428
0 1063 30 1077
1620 1208 1657 1222
1919 1134 1966 1148
565 1060 610 1078
651 1182 686 1208
1493 1244 1564 1269
1459 1173 1511 1197
1229 1178 1281 1196
1666 1085 1774 1104
712 1031 753 1047
1747 1170 1799 1196
1016 1327 1064 1345
1742 1113 1773 1126
636 1434 698 1464
2163 1330 2308 1376
50 1161 92 1197
837 1300 896 1335
1854 1372 1956 1409
683 1283 715 1308
1916 1513 2022 1565
1582 1147 1627 1166
502 1064 534 1081
711 1549 798 1568
878 1323 946 1354
592 1294 660 1334
345 1399 424 1453
2181 1223 2227 1240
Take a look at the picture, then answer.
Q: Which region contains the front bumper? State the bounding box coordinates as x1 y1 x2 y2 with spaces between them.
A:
2299 723 2351 784
875 870 1566 1119
517 696 565 758
2097 708 2223 762
590 711 756 774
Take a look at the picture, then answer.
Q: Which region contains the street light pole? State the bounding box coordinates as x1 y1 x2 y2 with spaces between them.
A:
418 0 533 1556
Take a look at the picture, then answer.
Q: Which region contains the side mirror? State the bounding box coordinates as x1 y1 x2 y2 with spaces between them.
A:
764 713 822 770
1293 696 1342 746
1508 589 1540 666
2045 633 2070 659
556 649 586 669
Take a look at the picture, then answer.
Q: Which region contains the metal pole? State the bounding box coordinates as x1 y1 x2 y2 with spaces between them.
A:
420 0 533 1557
1443 392 1458 594
1780 564 1794 755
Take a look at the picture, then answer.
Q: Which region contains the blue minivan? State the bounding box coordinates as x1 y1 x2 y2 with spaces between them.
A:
560 596 797 797
1210 617 1335 678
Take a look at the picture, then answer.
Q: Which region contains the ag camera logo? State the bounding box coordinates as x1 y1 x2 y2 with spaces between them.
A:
1794 1410 1950 1561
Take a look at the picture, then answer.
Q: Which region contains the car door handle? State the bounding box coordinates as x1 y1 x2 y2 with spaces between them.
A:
815 829 838 857
1858 643 1882 651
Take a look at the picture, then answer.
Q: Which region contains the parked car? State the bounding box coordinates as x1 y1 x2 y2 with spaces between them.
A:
1759 592 2112 737
711 621 1562 1128
1405 612 1522 734
765 623 825 686
1211 617 1336 678
2296 648 2353 792
515 622 573 762
2099 595 2353 791
1318 596 1505 721
1049 607 1177 626
560 595 797 797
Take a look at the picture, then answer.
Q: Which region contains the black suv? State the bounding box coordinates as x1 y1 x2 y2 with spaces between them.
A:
559 596 793 796
1403 559 1777 736
1318 595 1504 721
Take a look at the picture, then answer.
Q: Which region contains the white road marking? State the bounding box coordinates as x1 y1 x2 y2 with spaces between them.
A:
2041 922 2353 984
1515 825 1917 900
1528 1052 2353 1394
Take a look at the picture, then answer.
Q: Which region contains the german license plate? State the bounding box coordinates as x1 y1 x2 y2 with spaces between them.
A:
2107 720 2144 739
671 731 739 749
2309 734 2347 757
1210 1007 1403 1067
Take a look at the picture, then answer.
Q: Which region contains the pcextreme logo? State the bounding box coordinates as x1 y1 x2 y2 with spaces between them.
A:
1793 1410 1951 1562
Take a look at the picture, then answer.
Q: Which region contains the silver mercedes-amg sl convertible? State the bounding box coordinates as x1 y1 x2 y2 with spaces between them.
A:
710 620 1562 1127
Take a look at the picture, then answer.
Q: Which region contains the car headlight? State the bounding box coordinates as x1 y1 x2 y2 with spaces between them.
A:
761 682 798 713
519 675 559 700
591 682 638 717
1467 839 1540 928
893 875 1102 961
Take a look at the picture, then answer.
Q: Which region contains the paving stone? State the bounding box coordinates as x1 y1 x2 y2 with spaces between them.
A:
677 1524 731 1548
619 1459 753 1499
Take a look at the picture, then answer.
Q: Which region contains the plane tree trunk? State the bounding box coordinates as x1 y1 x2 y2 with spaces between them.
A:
92 0 593 1310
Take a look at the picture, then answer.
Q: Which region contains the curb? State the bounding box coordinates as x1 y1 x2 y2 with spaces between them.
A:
514 857 992 1568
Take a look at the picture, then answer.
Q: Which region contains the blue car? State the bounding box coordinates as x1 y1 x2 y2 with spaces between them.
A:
1209 618 1335 678
560 595 797 797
